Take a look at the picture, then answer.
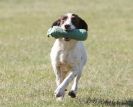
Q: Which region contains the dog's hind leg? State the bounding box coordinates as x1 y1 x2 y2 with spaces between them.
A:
68 64 84 98
52 65 62 87
52 65 65 100
68 72 81 98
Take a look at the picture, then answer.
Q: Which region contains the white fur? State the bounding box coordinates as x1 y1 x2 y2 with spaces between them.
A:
50 13 87 100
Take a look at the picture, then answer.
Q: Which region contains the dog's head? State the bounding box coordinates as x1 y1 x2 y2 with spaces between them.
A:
51 13 88 41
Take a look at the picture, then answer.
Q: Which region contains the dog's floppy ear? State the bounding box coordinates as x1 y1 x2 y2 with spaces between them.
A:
78 17 88 31
51 19 61 27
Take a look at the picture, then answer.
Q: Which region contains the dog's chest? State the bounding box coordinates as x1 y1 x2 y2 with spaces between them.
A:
58 50 76 72
58 50 77 65
51 39 81 67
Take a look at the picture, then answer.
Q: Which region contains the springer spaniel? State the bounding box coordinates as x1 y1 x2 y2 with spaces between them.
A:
50 13 88 100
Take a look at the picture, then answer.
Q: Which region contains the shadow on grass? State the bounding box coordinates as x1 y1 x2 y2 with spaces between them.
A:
78 97 133 107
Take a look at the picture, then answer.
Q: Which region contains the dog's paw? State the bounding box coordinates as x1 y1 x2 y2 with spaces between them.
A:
56 97 64 101
68 91 76 98
55 87 65 98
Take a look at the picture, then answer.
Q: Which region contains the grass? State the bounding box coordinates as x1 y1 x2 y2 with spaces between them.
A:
0 0 133 107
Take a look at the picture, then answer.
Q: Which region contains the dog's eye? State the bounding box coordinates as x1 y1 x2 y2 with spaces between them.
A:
72 17 78 23
62 16 67 20
72 17 76 20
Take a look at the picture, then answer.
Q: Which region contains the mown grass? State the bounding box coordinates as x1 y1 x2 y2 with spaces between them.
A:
0 0 133 107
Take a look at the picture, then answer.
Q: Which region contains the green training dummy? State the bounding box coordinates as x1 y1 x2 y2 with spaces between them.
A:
47 26 88 41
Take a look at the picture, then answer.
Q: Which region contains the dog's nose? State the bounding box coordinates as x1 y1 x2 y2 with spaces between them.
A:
64 24 70 30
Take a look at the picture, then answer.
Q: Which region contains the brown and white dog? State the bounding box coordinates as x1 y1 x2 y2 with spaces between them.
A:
50 13 88 100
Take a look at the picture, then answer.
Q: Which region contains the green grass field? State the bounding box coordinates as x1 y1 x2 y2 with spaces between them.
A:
0 0 133 107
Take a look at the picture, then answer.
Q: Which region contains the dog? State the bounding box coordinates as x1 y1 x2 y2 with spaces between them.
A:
50 13 88 100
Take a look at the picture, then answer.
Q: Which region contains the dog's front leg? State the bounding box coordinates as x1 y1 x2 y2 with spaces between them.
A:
55 69 78 98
